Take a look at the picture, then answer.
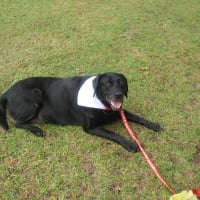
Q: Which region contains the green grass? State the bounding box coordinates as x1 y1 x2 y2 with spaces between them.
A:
0 0 199 199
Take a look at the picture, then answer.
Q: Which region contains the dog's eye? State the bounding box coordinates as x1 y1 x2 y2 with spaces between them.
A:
118 79 124 86
106 81 113 87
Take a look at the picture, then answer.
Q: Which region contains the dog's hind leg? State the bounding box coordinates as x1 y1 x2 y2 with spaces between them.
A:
13 103 46 136
7 88 45 136
15 123 45 137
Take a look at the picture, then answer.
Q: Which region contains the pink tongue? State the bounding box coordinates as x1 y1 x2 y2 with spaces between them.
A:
111 101 122 109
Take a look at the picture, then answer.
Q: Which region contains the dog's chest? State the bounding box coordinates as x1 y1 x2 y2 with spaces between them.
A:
86 109 119 125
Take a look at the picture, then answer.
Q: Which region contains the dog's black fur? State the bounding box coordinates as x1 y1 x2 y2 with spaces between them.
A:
0 72 162 152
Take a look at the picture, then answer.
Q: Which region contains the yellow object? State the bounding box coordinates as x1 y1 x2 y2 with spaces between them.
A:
170 190 198 200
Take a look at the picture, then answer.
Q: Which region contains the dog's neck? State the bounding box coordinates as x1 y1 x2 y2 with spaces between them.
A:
77 76 110 110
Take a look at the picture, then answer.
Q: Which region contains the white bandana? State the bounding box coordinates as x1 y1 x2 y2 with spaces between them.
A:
77 76 109 110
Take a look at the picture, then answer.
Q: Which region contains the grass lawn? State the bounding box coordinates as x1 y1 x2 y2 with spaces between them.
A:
0 0 199 199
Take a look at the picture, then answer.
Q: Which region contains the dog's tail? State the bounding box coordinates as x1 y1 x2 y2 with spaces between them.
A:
0 93 9 130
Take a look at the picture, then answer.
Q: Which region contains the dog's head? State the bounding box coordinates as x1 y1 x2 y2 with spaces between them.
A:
93 72 128 111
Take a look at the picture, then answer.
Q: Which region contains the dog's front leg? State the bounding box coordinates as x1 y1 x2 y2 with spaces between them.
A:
124 110 162 132
84 127 138 152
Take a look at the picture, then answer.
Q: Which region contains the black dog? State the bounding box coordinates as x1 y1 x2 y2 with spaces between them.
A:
0 72 162 152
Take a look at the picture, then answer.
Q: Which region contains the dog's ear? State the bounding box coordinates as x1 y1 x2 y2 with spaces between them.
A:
125 80 128 98
122 74 128 98
93 75 102 97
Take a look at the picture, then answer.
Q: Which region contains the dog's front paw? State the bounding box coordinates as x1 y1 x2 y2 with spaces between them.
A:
123 140 139 153
150 123 163 132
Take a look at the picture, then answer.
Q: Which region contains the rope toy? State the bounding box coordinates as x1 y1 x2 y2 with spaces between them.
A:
120 109 200 199
170 190 198 200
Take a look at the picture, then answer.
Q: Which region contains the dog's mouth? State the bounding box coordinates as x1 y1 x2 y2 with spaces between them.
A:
106 97 123 111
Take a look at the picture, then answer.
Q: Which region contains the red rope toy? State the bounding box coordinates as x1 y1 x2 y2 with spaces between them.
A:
120 109 200 197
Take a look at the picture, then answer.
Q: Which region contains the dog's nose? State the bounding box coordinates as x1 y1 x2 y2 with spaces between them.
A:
114 92 123 99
